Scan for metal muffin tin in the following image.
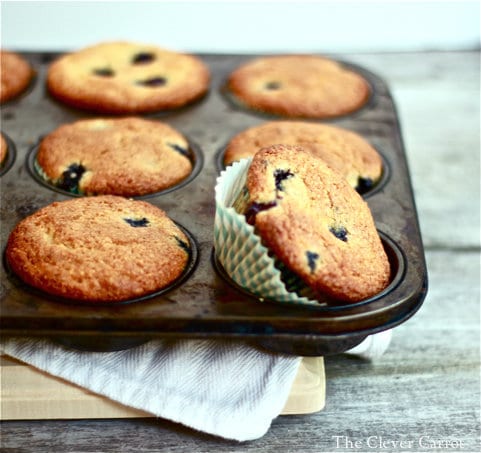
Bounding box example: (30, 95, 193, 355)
(0, 52, 428, 355)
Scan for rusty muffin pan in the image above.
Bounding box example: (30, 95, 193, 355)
(0, 52, 428, 356)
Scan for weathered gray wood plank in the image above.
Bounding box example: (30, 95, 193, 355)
(344, 51, 480, 250)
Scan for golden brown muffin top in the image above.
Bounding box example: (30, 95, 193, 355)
(6, 195, 192, 302)
(227, 55, 370, 119)
(47, 41, 210, 114)
(1, 50, 34, 104)
(224, 121, 382, 193)
(36, 117, 193, 197)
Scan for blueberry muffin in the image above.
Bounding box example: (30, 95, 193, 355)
(1, 50, 34, 104)
(47, 41, 210, 114)
(223, 121, 382, 193)
(227, 55, 370, 118)
(241, 144, 390, 302)
(6, 195, 192, 302)
(36, 117, 193, 197)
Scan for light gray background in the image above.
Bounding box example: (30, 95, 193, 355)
(1, 0, 479, 53)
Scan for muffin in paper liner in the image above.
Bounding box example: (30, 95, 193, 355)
(214, 158, 328, 307)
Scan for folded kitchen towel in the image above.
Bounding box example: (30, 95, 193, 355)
(1, 331, 391, 441)
(1, 337, 301, 441)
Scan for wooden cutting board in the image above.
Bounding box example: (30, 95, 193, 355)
(0, 355, 325, 420)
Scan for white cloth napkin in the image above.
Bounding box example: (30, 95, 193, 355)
(345, 329, 392, 360)
(1, 331, 392, 441)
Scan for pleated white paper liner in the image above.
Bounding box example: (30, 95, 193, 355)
(214, 158, 331, 307)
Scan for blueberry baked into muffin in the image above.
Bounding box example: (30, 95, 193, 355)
(47, 41, 210, 114)
(0, 50, 34, 104)
(229, 144, 390, 302)
(227, 55, 370, 119)
(223, 121, 382, 194)
(5, 196, 192, 302)
(35, 117, 193, 197)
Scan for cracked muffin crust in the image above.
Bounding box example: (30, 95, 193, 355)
(1, 50, 34, 104)
(244, 144, 390, 302)
(223, 120, 383, 193)
(227, 55, 370, 118)
(47, 41, 210, 114)
(6, 195, 192, 302)
(36, 117, 193, 197)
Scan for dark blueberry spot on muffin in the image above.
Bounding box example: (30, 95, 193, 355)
(306, 251, 320, 273)
(265, 81, 281, 90)
(356, 176, 374, 194)
(274, 169, 294, 192)
(136, 77, 167, 87)
(245, 201, 277, 225)
(329, 226, 348, 242)
(58, 163, 86, 193)
(93, 68, 115, 77)
(132, 52, 156, 64)
(124, 217, 150, 227)
(168, 143, 189, 157)
(175, 236, 191, 255)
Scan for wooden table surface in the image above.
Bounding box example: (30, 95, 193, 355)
(1, 50, 479, 453)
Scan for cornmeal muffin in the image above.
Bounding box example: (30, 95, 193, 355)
(6, 196, 192, 302)
(241, 144, 390, 302)
(227, 55, 370, 118)
(223, 121, 382, 193)
(47, 41, 210, 114)
(1, 50, 34, 104)
(35, 117, 193, 197)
